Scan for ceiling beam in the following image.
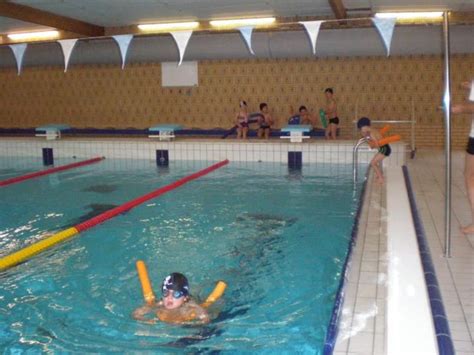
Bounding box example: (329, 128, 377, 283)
(328, 0, 347, 19)
(0, 1, 104, 37)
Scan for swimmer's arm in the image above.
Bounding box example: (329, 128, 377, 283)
(192, 305, 210, 324)
(461, 81, 472, 90)
(452, 103, 474, 114)
(187, 301, 210, 324)
(368, 130, 382, 147)
(132, 302, 161, 323)
(267, 113, 274, 125)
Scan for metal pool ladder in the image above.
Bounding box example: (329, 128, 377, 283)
(353, 137, 368, 182)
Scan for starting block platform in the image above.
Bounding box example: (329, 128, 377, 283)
(148, 124, 183, 141)
(280, 125, 312, 143)
(35, 124, 71, 140)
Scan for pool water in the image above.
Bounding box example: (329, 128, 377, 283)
(0, 158, 365, 353)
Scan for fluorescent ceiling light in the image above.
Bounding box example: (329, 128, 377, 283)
(138, 21, 199, 31)
(375, 12, 443, 19)
(210, 17, 276, 27)
(7, 30, 59, 41)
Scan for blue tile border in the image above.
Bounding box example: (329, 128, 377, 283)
(323, 169, 369, 354)
(402, 165, 455, 355)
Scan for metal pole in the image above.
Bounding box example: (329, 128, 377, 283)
(443, 11, 452, 258)
(411, 97, 416, 154)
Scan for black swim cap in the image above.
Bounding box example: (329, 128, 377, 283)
(162, 273, 189, 296)
(357, 117, 371, 129)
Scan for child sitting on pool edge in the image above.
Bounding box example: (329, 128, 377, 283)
(357, 117, 391, 184)
(132, 272, 210, 325)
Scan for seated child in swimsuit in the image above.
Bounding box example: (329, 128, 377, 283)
(236, 100, 249, 139)
(288, 105, 314, 125)
(258, 102, 273, 139)
(132, 272, 210, 325)
(357, 117, 391, 184)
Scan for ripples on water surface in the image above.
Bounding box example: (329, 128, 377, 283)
(0, 158, 365, 353)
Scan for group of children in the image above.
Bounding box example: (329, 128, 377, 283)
(235, 88, 392, 184)
(235, 88, 340, 140)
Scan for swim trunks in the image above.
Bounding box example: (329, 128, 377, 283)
(378, 144, 391, 157)
(467, 137, 474, 155)
(329, 117, 339, 125)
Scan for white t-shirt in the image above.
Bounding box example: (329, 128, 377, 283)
(470, 81, 474, 138)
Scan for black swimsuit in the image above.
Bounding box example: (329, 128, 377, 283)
(467, 137, 474, 155)
(329, 117, 339, 125)
(378, 144, 392, 157)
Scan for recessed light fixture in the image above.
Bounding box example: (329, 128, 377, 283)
(7, 30, 60, 41)
(138, 21, 199, 31)
(374, 12, 443, 20)
(209, 17, 276, 27)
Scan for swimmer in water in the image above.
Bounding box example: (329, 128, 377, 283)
(132, 272, 210, 325)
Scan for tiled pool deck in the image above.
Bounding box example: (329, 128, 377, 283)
(335, 149, 473, 355)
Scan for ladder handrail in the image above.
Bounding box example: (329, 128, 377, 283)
(353, 137, 369, 182)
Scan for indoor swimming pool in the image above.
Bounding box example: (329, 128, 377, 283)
(0, 158, 367, 353)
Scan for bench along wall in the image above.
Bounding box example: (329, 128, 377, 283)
(0, 53, 473, 148)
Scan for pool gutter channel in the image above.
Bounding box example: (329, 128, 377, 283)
(402, 166, 455, 355)
(323, 167, 370, 354)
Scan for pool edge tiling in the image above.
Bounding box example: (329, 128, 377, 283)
(0, 137, 407, 166)
(323, 167, 370, 354)
(333, 169, 388, 355)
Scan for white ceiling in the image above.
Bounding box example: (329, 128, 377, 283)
(1, 0, 473, 34)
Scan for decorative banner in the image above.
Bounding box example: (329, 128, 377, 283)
(170, 30, 193, 66)
(371, 17, 397, 56)
(58, 39, 78, 72)
(9, 43, 27, 75)
(112, 34, 134, 69)
(238, 26, 255, 55)
(299, 21, 324, 55)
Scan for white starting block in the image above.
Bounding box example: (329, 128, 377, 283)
(280, 125, 312, 143)
(148, 124, 183, 141)
(35, 124, 71, 140)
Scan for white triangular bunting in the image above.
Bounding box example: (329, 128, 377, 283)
(238, 26, 255, 55)
(58, 39, 78, 72)
(112, 34, 134, 69)
(170, 30, 193, 66)
(299, 21, 324, 55)
(9, 43, 27, 75)
(371, 17, 397, 57)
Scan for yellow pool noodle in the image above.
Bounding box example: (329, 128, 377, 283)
(201, 280, 227, 308)
(136, 260, 156, 304)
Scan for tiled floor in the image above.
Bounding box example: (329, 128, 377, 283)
(407, 150, 474, 355)
(333, 163, 387, 355)
(334, 149, 474, 355)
